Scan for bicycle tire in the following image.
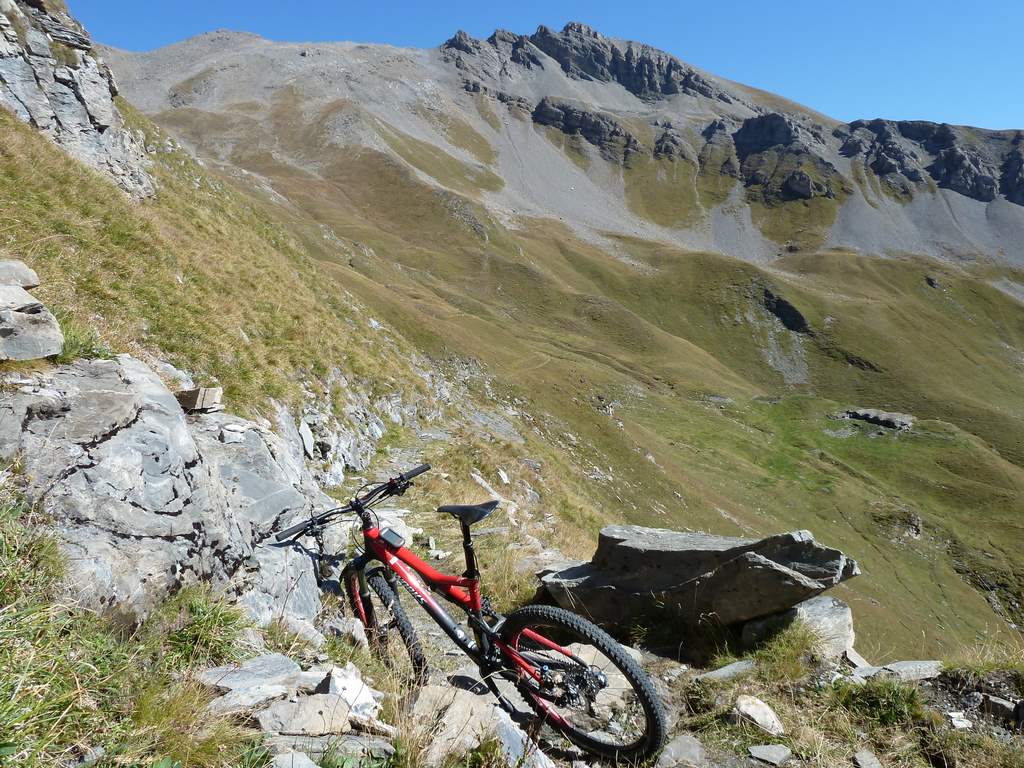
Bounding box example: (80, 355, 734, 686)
(499, 604, 667, 763)
(346, 568, 428, 682)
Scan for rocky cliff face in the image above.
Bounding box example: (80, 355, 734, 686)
(0, 0, 152, 197)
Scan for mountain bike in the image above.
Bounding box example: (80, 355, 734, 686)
(275, 464, 667, 763)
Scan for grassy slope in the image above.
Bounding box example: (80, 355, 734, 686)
(0, 105, 426, 412)
(4, 79, 1024, 658)
(146, 87, 1024, 656)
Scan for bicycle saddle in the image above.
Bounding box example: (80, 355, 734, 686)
(438, 500, 500, 526)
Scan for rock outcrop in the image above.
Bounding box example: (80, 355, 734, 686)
(529, 22, 732, 103)
(541, 526, 858, 652)
(531, 96, 640, 162)
(0, 260, 63, 360)
(0, 0, 153, 197)
(0, 354, 340, 625)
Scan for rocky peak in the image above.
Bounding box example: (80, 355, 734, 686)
(0, 0, 153, 197)
(451, 21, 732, 103)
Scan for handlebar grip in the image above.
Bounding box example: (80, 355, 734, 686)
(400, 463, 431, 482)
(275, 518, 311, 542)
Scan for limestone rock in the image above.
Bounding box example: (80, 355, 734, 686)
(1, 354, 336, 624)
(0, 1, 153, 196)
(853, 750, 883, 768)
(313, 663, 382, 718)
(206, 683, 290, 716)
(325, 617, 369, 649)
(840, 408, 914, 431)
(695, 659, 756, 683)
(198, 653, 301, 693)
(410, 684, 554, 768)
(749, 744, 791, 766)
(0, 284, 63, 361)
(881, 660, 942, 681)
(730, 695, 785, 736)
(742, 596, 855, 659)
(0, 259, 40, 288)
(258, 694, 352, 736)
(269, 753, 319, 768)
(532, 97, 640, 163)
(528, 23, 730, 102)
(542, 526, 858, 635)
(654, 732, 706, 768)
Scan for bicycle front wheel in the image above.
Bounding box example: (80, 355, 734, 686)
(345, 567, 428, 683)
(499, 605, 666, 763)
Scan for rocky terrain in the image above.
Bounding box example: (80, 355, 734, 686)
(1, 3, 1023, 766)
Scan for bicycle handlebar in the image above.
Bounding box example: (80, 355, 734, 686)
(273, 463, 431, 542)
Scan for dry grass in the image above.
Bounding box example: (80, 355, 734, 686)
(0, 484, 264, 767)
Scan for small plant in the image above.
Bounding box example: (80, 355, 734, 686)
(54, 311, 112, 364)
(48, 40, 78, 68)
(142, 585, 249, 670)
(263, 617, 313, 658)
(829, 677, 925, 727)
(753, 621, 821, 684)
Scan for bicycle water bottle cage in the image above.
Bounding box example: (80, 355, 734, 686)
(380, 528, 406, 548)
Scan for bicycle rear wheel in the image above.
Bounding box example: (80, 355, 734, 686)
(499, 605, 666, 763)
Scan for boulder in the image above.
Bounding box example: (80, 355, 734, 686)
(198, 653, 302, 693)
(0, 259, 40, 288)
(541, 526, 858, 638)
(783, 170, 815, 199)
(853, 750, 883, 768)
(270, 754, 319, 768)
(749, 744, 791, 766)
(0, 284, 63, 361)
(741, 596, 855, 659)
(325, 617, 369, 649)
(410, 684, 554, 768)
(730, 695, 785, 736)
(257, 694, 352, 736)
(695, 659, 756, 683)
(840, 408, 914, 431)
(206, 684, 290, 716)
(654, 732, 706, 768)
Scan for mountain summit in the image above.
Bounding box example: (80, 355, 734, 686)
(105, 21, 1024, 262)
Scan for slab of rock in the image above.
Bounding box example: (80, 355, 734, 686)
(258, 694, 352, 736)
(1, 355, 335, 625)
(542, 526, 858, 632)
(843, 648, 872, 669)
(981, 694, 1017, 722)
(411, 684, 554, 768)
(264, 734, 394, 761)
(882, 660, 942, 681)
(695, 659, 756, 683)
(325, 617, 369, 649)
(206, 683, 290, 716)
(0, 1, 154, 196)
(314, 663, 382, 718)
(198, 653, 301, 693)
(749, 744, 791, 766)
(840, 408, 914, 431)
(742, 596, 855, 658)
(853, 749, 883, 768)
(270, 752, 319, 768)
(654, 732, 706, 768)
(0, 284, 64, 361)
(730, 695, 785, 736)
(0, 259, 40, 288)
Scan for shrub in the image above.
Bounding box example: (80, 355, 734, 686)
(829, 677, 925, 727)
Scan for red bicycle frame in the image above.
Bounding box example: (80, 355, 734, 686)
(344, 523, 576, 726)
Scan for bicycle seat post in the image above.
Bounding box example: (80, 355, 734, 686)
(460, 520, 479, 580)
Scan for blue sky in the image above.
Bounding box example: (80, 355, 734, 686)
(69, 0, 1023, 129)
